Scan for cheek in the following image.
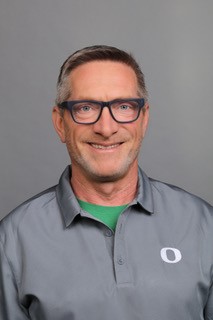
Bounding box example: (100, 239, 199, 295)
(63, 123, 76, 151)
(64, 125, 86, 152)
(132, 126, 145, 150)
(132, 122, 144, 142)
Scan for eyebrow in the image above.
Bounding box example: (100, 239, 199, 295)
(66, 96, 141, 101)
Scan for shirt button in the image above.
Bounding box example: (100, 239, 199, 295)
(105, 230, 113, 237)
(117, 257, 125, 265)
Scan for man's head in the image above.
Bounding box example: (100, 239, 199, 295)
(52, 45, 149, 184)
(55, 45, 148, 106)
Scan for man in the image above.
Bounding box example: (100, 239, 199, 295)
(0, 45, 212, 320)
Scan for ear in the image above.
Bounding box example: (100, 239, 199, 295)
(141, 103, 149, 138)
(52, 106, 66, 143)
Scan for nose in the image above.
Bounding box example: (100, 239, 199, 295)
(92, 106, 119, 137)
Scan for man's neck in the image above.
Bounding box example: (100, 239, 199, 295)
(70, 166, 138, 206)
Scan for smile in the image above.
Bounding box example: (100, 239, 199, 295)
(90, 143, 121, 150)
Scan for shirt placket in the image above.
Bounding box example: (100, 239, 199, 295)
(113, 210, 133, 285)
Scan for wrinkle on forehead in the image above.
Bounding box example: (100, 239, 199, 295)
(68, 61, 139, 101)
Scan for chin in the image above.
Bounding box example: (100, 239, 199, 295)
(87, 165, 131, 183)
(72, 154, 136, 183)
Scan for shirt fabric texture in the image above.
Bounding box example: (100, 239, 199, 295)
(0, 165, 213, 320)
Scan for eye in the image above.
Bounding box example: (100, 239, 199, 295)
(112, 101, 138, 116)
(119, 104, 130, 110)
(81, 105, 92, 112)
(73, 103, 94, 114)
(117, 103, 135, 112)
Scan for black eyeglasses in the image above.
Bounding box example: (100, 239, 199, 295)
(59, 98, 145, 124)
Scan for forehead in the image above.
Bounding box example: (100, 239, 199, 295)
(68, 61, 139, 99)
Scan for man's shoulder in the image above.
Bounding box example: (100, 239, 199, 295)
(148, 175, 212, 212)
(0, 185, 58, 240)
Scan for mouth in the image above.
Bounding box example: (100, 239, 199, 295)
(89, 143, 123, 150)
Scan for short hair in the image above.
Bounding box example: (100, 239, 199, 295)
(55, 45, 148, 106)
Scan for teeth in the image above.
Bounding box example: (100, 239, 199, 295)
(91, 144, 119, 150)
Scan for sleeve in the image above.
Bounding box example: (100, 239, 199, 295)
(0, 239, 29, 320)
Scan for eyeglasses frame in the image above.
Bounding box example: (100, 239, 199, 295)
(59, 98, 145, 124)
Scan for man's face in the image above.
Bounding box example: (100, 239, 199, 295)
(53, 61, 149, 183)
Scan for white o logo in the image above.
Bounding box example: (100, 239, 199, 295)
(160, 247, 182, 264)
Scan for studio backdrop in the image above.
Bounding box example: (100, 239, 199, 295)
(0, 0, 212, 219)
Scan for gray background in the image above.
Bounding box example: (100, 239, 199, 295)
(0, 0, 212, 220)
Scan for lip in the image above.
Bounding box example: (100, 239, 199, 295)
(88, 142, 123, 151)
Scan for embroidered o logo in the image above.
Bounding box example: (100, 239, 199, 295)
(160, 247, 182, 264)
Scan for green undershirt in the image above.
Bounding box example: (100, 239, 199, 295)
(78, 199, 128, 231)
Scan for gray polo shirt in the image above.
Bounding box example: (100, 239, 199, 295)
(0, 166, 213, 320)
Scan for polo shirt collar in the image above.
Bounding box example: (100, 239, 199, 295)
(56, 166, 81, 227)
(56, 165, 155, 227)
(136, 167, 154, 214)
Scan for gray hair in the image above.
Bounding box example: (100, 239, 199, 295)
(55, 45, 148, 105)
